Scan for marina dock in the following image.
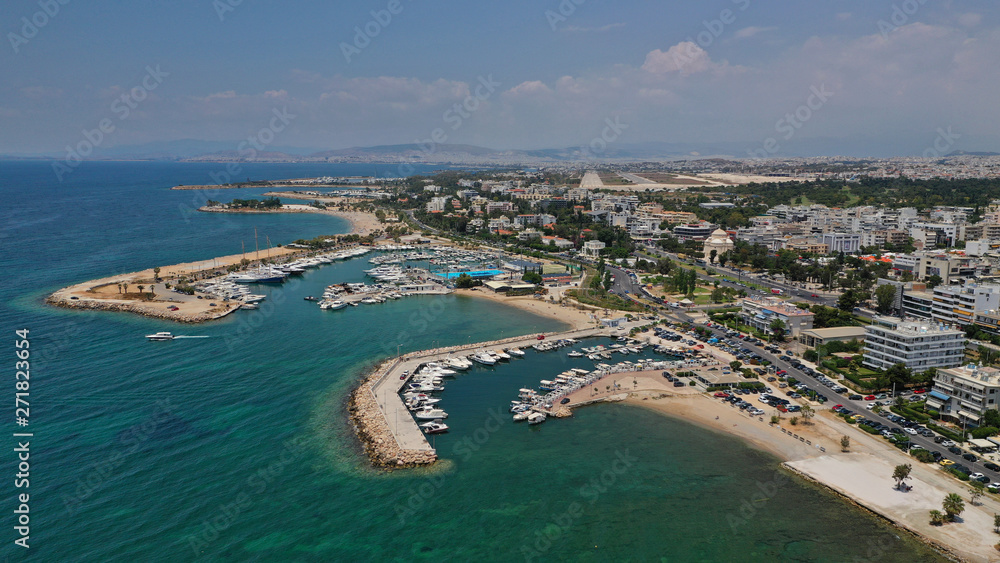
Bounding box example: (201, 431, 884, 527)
(351, 326, 608, 468)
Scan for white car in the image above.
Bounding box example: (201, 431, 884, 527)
(903, 428, 917, 435)
(867, 403, 877, 410)
(971, 472, 985, 480)
(941, 440, 956, 447)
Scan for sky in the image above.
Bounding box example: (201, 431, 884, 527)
(2, 0, 999, 157)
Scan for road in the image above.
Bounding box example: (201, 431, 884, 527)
(692, 321, 999, 484)
(637, 244, 838, 307)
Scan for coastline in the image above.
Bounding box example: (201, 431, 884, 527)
(586, 389, 999, 562)
(198, 204, 383, 236)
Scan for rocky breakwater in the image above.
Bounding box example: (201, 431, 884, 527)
(45, 293, 238, 323)
(348, 361, 437, 470)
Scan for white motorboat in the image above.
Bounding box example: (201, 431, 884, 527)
(414, 408, 448, 420)
(568, 351, 584, 358)
(146, 332, 174, 341)
(420, 422, 449, 434)
(527, 412, 547, 425)
(492, 349, 511, 360)
(513, 411, 531, 422)
(445, 356, 473, 370)
(507, 348, 525, 357)
(470, 352, 496, 365)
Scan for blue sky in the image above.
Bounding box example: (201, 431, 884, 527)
(2, 0, 999, 156)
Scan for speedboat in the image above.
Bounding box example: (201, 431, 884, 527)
(568, 351, 584, 358)
(527, 412, 547, 425)
(507, 348, 525, 357)
(420, 422, 449, 434)
(445, 356, 473, 370)
(492, 349, 511, 361)
(146, 332, 174, 341)
(414, 408, 448, 420)
(513, 411, 531, 422)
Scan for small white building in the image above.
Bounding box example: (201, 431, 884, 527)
(702, 229, 734, 262)
(583, 240, 606, 258)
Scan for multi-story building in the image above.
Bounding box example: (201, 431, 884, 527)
(425, 197, 450, 213)
(925, 364, 1000, 426)
(973, 310, 1000, 335)
(901, 290, 934, 319)
(739, 296, 814, 338)
(862, 316, 966, 372)
(931, 283, 1000, 326)
(821, 232, 862, 254)
(485, 201, 515, 214)
(672, 222, 717, 242)
(583, 240, 606, 258)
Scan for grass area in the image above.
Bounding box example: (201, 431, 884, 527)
(566, 288, 646, 312)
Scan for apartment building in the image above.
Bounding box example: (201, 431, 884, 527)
(862, 316, 966, 372)
(739, 296, 814, 338)
(931, 283, 1000, 326)
(925, 365, 1000, 426)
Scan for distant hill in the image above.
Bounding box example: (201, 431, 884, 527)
(946, 150, 1000, 157)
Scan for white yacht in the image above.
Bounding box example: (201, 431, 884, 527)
(507, 348, 525, 357)
(414, 408, 448, 420)
(146, 332, 174, 341)
(470, 352, 496, 365)
(527, 412, 547, 425)
(444, 356, 473, 370)
(492, 349, 511, 361)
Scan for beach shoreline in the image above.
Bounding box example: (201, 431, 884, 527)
(571, 384, 998, 562)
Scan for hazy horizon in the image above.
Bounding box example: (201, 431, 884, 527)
(3, 1, 1000, 158)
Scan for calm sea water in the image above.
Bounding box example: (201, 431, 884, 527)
(0, 161, 944, 562)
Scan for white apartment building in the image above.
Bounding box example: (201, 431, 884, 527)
(925, 365, 1000, 426)
(862, 316, 966, 372)
(931, 283, 1000, 326)
(821, 232, 862, 254)
(583, 240, 606, 258)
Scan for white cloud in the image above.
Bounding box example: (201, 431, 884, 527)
(641, 42, 723, 75)
(958, 13, 982, 27)
(733, 26, 777, 40)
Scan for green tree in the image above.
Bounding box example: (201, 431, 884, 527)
(970, 481, 986, 506)
(522, 271, 543, 284)
(874, 284, 897, 314)
(603, 271, 613, 292)
(709, 249, 718, 264)
(841, 435, 850, 452)
(984, 409, 1000, 428)
(929, 510, 946, 526)
(892, 463, 912, 490)
(455, 273, 475, 288)
(885, 363, 913, 389)
(153, 266, 161, 281)
(943, 493, 965, 521)
(994, 513, 1000, 533)
(717, 252, 728, 268)
(800, 405, 815, 424)
(926, 274, 943, 289)
(769, 318, 787, 342)
(730, 360, 743, 372)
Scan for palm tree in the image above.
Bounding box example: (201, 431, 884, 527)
(892, 463, 912, 490)
(137, 285, 144, 295)
(929, 510, 946, 526)
(943, 493, 965, 521)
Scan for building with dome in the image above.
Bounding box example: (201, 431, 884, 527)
(703, 228, 734, 262)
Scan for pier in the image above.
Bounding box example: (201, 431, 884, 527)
(351, 326, 608, 469)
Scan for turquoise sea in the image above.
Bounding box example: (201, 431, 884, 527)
(0, 161, 945, 562)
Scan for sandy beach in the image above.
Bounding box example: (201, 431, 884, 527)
(454, 288, 604, 331)
(200, 203, 384, 236)
(561, 358, 1000, 562)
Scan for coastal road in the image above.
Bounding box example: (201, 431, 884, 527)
(639, 245, 838, 307)
(693, 323, 1000, 483)
(405, 210, 441, 235)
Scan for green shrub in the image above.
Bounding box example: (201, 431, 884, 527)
(927, 423, 965, 443)
(911, 449, 936, 463)
(970, 426, 999, 439)
(948, 468, 971, 481)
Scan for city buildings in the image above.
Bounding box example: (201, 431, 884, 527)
(925, 364, 1000, 426)
(739, 296, 815, 338)
(862, 316, 966, 372)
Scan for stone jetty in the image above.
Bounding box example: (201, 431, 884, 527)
(349, 327, 606, 470)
